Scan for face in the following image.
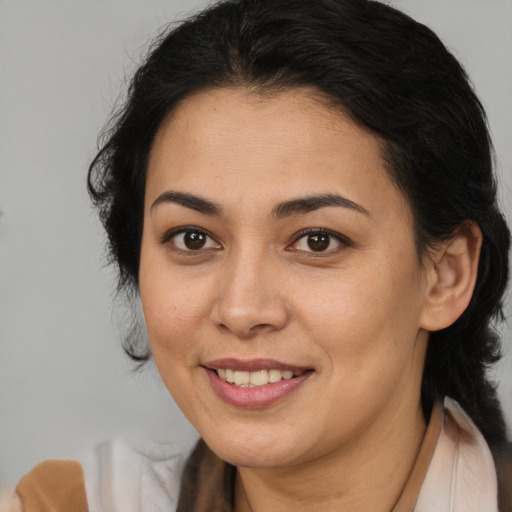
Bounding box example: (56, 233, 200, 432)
(139, 88, 431, 469)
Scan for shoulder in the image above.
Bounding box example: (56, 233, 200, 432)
(14, 438, 194, 512)
(442, 398, 512, 512)
(81, 437, 191, 512)
(15, 459, 87, 512)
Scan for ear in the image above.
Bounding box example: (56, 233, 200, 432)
(420, 222, 482, 331)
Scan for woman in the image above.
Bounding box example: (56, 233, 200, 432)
(13, 0, 511, 510)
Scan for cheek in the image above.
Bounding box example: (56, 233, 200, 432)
(293, 257, 425, 369)
(141, 278, 208, 347)
(294, 267, 388, 335)
(138, 250, 213, 362)
(139, 269, 208, 409)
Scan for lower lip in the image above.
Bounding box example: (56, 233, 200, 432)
(204, 368, 313, 408)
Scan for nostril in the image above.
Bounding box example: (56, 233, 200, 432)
(210, 296, 290, 338)
(215, 321, 276, 338)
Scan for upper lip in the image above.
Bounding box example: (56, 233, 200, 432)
(203, 358, 311, 373)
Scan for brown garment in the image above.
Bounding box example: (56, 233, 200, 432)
(15, 460, 88, 512)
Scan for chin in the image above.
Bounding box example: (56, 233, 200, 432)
(202, 427, 307, 469)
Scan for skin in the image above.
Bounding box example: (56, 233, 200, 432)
(139, 87, 448, 511)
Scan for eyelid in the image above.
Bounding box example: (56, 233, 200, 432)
(159, 225, 221, 251)
(159, 225, 350, 255)
(288, 228, 352, 254)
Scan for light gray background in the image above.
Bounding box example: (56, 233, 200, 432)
(1, 0, 511, 490)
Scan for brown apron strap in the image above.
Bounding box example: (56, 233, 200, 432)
(391, 402, 443, 512)
(177, 440, 234, 512)
(16, 460, 88, 512)
(496, 442, 512, 512)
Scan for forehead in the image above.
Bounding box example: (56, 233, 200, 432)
(146, 87, 406, 219)
(153, 87, 376, 162)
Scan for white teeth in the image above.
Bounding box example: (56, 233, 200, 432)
(249, 370, 268, 386)
(216, 368, 303, 387)
(234, 371, 250, 386)
(268, 369, 282, 383)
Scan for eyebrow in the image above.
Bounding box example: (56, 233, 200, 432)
(151, 191, 222, 215)
(271, 194, 370, 219)
(151, 191, 369, 218)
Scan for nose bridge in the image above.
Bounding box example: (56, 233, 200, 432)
(212, 243, 288, 337)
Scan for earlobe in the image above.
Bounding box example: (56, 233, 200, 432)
(420, 222, 482, 332)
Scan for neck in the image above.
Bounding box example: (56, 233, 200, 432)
(234, 401, 427, 512)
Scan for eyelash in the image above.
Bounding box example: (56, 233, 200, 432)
(289, 228, 352, 256)
(160, 226, 220, 253)
(160, 226, 351, 256)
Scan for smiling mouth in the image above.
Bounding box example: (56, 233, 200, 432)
(215, 368, 306, 387)
(204, 361, 313, 407)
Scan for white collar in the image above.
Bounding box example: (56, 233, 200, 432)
(415, 397, 498, 512)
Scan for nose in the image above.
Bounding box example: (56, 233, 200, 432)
(210, 251, 290, 338)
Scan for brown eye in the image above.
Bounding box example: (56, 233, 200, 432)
(169, 229, 220, 252)
(292, 230, 345, 254)
(307, 233, 330, 252)
(184, 231, 206, 250)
